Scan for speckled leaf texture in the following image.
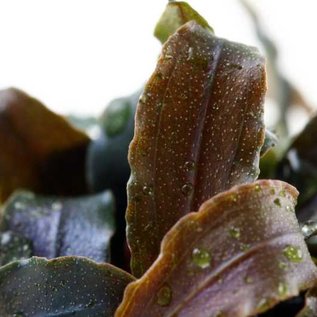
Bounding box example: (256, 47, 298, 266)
(127, 21, 266, 276)
(1, 190, 115, 263)
(0, 256, 135, 317)
(117, 180, 317, 317)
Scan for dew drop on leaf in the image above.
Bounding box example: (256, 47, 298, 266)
(184, 160, 195, 171)
(192, 248, 211, 269)
(228, 227, 240, 239)
(156, 285, 172, 306)
(143, 186, 153, 196)
(181, 183, 193, 196)
(283, 245, 303, 263)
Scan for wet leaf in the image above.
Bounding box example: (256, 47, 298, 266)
(0, 88, 90, 202)
(0, 256, 135, 317)
(277, 115, 317, 206)
(0, 231, 32, 266)
(154, 1, 214, 44)
(127, 21, 266, 276)
(116, 180, 317, 317)
(296, 288, 317, 317)
(1, 190, 114, 262)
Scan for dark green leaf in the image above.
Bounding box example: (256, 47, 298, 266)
(0, 231, 32, 266)
(117, 180, 317, 317)
(1, 190, 114, 262)
(0, 88, 90, 202)
(0, 256, 135, 317)
(154, 1, 214, 44)
(127, 21, 266, 276)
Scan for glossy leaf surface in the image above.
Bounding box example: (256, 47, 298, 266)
(127, 21, 266, 276)
(0, 256, 135, 317)
(1, 190, 114, 262)
(277, 115, 317, 206)
(0, 88, 90, 202)
(117, 180, 317, 317)
(0, 231, 32, 266)
(154, 1, 213, 44)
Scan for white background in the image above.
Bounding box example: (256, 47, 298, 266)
(0, 0, 316, 131)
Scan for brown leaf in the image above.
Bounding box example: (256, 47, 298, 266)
(0, 88, 90, 201)
(127, 21, 266, 276)
(117, 180, 317, 317)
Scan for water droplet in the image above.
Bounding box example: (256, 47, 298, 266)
(279, 190, 286, 197)
(156, 285, 172, 306)
(283, 245, 303, 263)
(274, 198, 281, 207)
(255, 184, 261, 192)
(231, 195, 238, 202)
(184, 160, 195, 171)
(278, 282, 288, 296)
(192, 248, 211, 269)
(244, 276, 253, 284)
(181, 183, 193, 196)
(229, 227, 240, 239)
(142, 185, 153, 196)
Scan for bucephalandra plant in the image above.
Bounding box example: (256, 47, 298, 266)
(1, 2, 317, 316)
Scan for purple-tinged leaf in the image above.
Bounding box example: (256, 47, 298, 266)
(117, 180, 317, 317)
(0, 256, 134, 317)
(1, 190, 114, 263)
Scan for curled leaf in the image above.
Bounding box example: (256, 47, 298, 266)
(117, 180, 317, 317)
(1, 190, 114, 262)
(0, 256, 135, 317)
(127, 21, 266, 276)
(0, 88, 90, 202)
(154, 1, 213, 44)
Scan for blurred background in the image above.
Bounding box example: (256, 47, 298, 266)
(0, 0, 316, 135)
